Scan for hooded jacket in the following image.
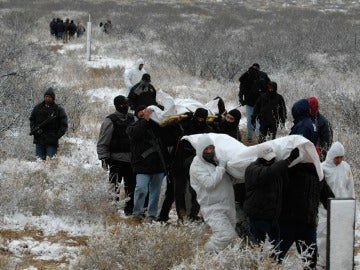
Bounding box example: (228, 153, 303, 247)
(321, 142, 354, 198)
(308, 97, 333, 161)
(290, 99, 317, 145)
(124, 58, 147, 90)
(189, 134, 236, 251)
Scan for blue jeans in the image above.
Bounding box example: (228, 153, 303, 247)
(133, 173, 164, 218)
(246, 105, 260, 141)
(35, 144, 57, 160)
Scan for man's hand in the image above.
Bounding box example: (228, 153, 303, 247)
(101, 158, 110, 171)
(143, 108, 153, 121)
(287, 148, 300, 163)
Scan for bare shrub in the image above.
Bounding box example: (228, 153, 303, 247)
(74, 222, 206, 270)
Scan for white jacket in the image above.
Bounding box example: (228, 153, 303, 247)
(317, 141, 354, 267)
(124, 58, 147, 91)
(321, 141, 354, 198)
(190, 134, 236, 252)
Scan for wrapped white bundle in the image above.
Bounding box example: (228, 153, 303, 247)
(182, 133, 323, 183)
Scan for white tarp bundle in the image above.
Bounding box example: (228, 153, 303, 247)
(182, 133, 323, 183)
(147, 90, 223, 124)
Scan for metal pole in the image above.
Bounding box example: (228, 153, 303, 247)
(86, 14, 92, 61)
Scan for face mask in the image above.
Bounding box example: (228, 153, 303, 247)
(203, 151, 215, 162)
(117, 105, 129, 114)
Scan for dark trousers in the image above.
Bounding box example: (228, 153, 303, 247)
(108, 160, 136, 215)
(249, 218, 280, 246)
(279, 222, 317, 269)
(258, 123, 277, 143)
(157, 174, 174, 221)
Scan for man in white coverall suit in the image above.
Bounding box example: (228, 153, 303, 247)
(124, 58, 147, 93)
(189, 134, 237, 252)
(317, 141, 355, 267)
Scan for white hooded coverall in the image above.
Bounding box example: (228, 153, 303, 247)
(189, 134, 237, 252)
(124, 58, 147, 92)
(317, 141, 355, 266)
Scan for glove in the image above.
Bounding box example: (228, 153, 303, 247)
(287, 148, 299, 163)
(157, 104, 165, 110)
(218, 160, 227, 168)
(280, 122, 285, 129)
(101, 158, 110, 171)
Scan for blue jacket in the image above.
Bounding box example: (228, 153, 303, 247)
(290, 99, 317, 145)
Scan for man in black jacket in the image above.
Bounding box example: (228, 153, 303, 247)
(29, 87, 68, 160)
(244, 145, 299, 245)
(127, 73, 164, 111)
(126, 106, 180, 221)
(97, 95, 136, 215)
(238, 63, 270, 142)
(251, 81, 287, 143)
(278, 163, 334, 269)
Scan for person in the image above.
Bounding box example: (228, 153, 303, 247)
(214, 108, 242, 141)
(97, 95, 136, 215)
(55, 19, 65, 41)
(307, 97, 333, 161)
(127, 73, 164, 111)
(104, 20, 112, 34)
(29, 87, 68, 160)
(76, 22, 86, 38)
(289, 99, 317, 146)
(238, 63, 270, 142)
(171, 108, 214, 222)
(124, 58, 147, 93)
(251, 81, 287, 143)
(126, 106, 180, 221)
(99, 22, 105, 34)
(63, 18, 70, 43)
(243, 145, 299, 245)
(68, 20, 77, 40)
(317, 141, 355, 267)
(189, 134, 237, 252)
(278, 162, 334, 269)
(50, 18, 56, 37)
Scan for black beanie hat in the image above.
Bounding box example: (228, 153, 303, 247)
(268, 81, 277, 92)
(142, 73, 151, 82)
(228, 109, 241, 124)
(44, 87, 55, 100)
(252, 63, 260, 70)
(134, 105, 147, 117)
(193, 108, 208, 119)
(114, 95, 127, 111)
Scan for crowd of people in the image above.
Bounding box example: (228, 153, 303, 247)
(29, 59, 355, 269)
(49, 18, 86, 42)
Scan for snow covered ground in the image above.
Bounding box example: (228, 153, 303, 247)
(0, 39, 359, 269)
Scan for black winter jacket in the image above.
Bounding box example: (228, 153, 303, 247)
(252, 91, 286, 126)
(29, 102, 68, 146)
(243, 159, 289, 220)
(238, 68, 270, 107)
(280, 163, 334, 226)
(127, 82, 159, 110)
(126, 119, 181, 174)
